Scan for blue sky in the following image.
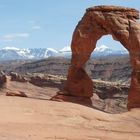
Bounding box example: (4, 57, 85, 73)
(0, 0, 140, 50)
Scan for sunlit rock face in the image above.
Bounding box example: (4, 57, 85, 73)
(63, 5, 140, 109)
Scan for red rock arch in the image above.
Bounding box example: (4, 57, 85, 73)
(63, 6, 140, 109)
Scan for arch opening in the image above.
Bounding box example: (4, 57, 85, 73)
(85, 35, 132, 112)
(89, 35, 131, 83)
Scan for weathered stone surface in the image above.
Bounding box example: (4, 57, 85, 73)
(51, 94, 92, 107)
(10, 72, 27, 82)
(29, 74, 64, 88)
(62, 5, 140, 109)
(0, 71, 7, 86)
(64, 66, 93, 97)
(6, 91, 27, 97)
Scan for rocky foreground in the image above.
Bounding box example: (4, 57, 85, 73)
(0, 73, 139, 139)
(0, 72, 129, 113)
(0, 96, 139, 140)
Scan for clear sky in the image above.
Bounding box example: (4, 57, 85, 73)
(0, 0, 140, 50)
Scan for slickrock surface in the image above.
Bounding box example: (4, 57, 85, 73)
(1, 75, 129, 113)
(1, 76, 58, 100)
(0, 96, 139, 140)
(64, 5, 140, 109)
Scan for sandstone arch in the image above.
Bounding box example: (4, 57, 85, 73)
(63, 6, 140, 110)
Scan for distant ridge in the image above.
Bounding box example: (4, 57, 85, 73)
(0, 45, 128, 60)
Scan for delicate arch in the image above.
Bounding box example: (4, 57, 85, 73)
(64, 6, 140, 109)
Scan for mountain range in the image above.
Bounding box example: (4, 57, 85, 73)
(0, 45, 128, 60)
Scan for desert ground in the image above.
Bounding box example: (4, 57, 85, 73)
(0, 96, 139, 140)
(0, 75, 139, 140)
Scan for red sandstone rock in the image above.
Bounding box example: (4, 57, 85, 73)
(64, 66, 93, 97)
(10, 72, 27, 82)
(6, 91, 27, 97)
(0, 71, 7, 86)
(51, 94, 92, 107)
(62, 5, 140, 109)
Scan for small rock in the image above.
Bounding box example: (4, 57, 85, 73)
(6, 91, 27, 97)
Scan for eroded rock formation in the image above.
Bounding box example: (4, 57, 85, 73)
(63, 5, 140, 109)
(10, 72, 27, 82)
(0, 71, 7, 86)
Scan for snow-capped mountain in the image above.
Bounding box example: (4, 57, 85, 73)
(59, 46, 71, 52)
(0, 45, 128, 60)
(0, 47, 58, 60)
(28, 48, 58, 58)
(94, 45, 112, 53)
(0, 47, 33, 60)
(92, 45, 128, 57)
(58, 45, 128, 58)
(58, 46, 71, 58)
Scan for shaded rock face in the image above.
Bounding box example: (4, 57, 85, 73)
(64, 5, 140, 109)
(10, 72, 27, 82)
(0, 71, 7, 86)
(6, 91, 27, 97)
